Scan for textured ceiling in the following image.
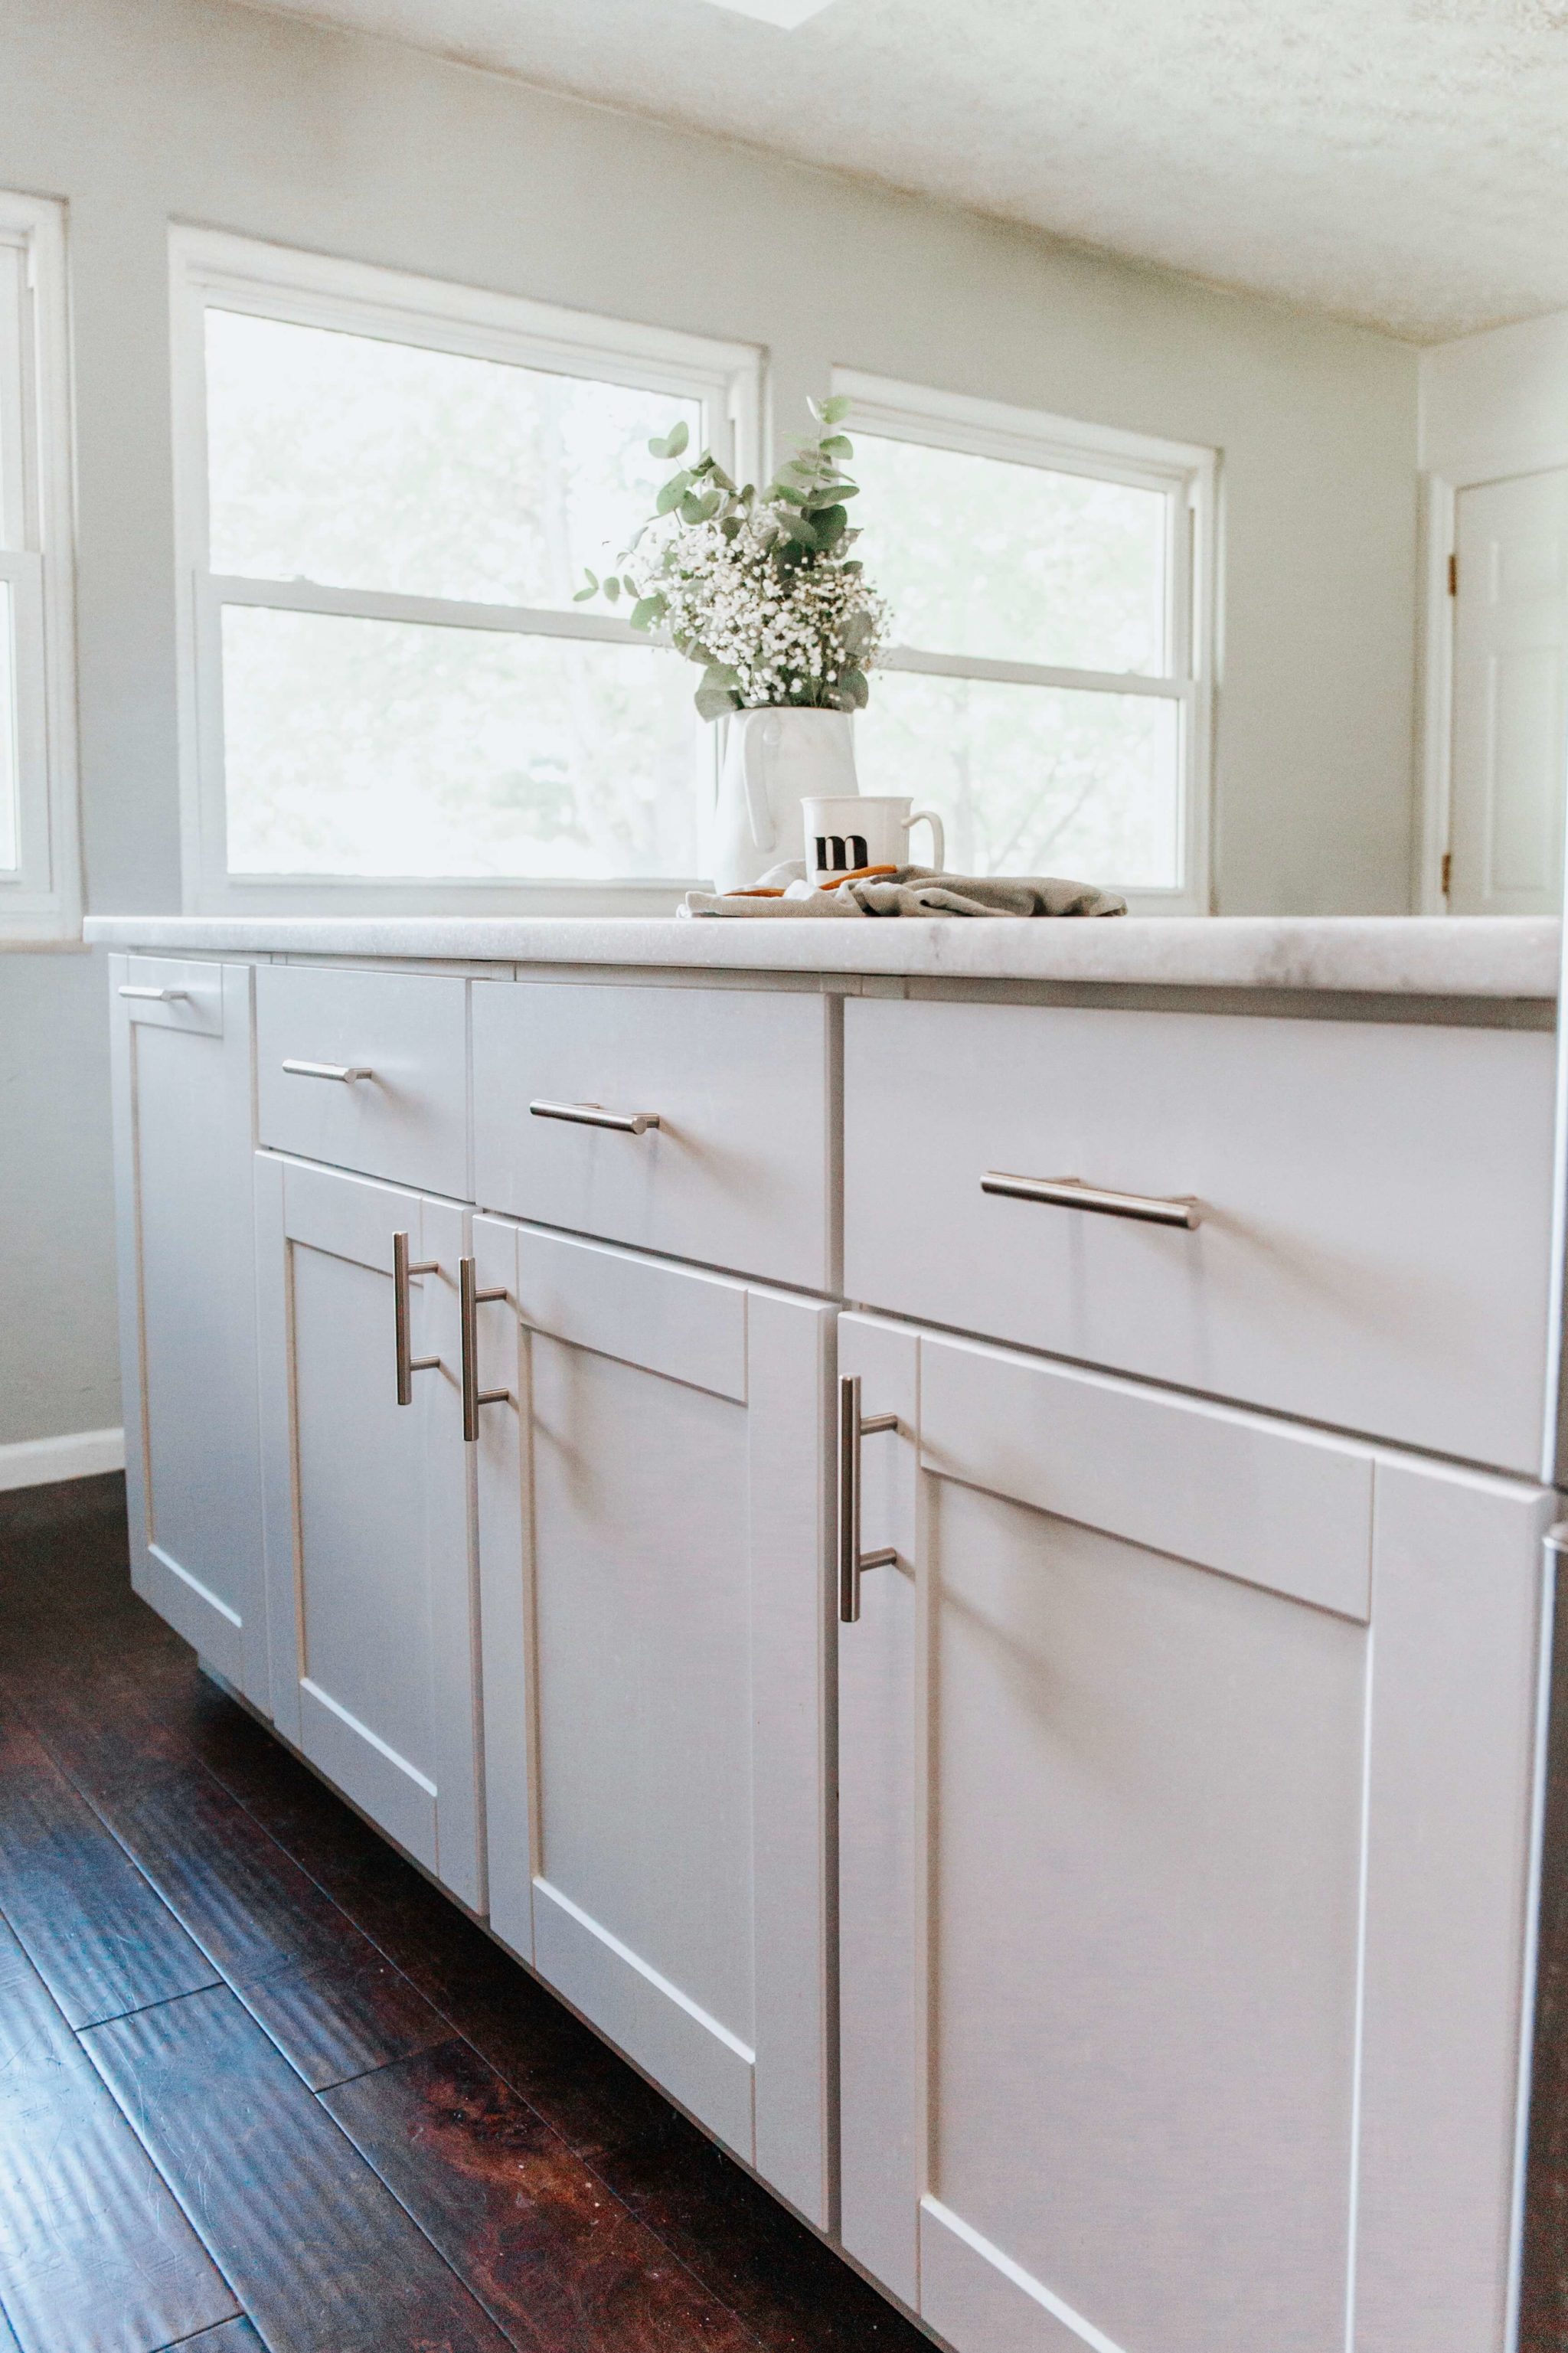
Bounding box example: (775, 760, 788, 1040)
(245, 0, 1568, 340)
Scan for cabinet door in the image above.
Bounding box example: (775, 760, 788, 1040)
(109, 955, 268, 1708)
(473, 1218, 835, 2225)
(838, 1313, 1549, 2353)
(256, 1153, 482, 1910)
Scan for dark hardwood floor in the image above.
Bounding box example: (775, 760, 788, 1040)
(0, 1474, 931, 2353)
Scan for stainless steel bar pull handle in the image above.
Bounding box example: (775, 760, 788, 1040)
(118, 985, 188, 1002)
(838, 1374, 899, 1626)
(459, 1257, 510, 1443)
(283, 1058, 375, 1084)
(981, 1172, 1200, 1230)
(529, 1099, 659, 1136)
(392, 1230, 440, 1407)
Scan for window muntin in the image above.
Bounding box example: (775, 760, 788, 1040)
(0, 198, 77, 940)
(176, 235, 758, 907)
(837, 372, 1214, 910)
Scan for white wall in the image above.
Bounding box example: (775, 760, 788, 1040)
(0, 0, 1420, 1450)
(1421, 309, 1568, 481)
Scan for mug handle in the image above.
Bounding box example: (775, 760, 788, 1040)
(742, 715, 776, 851)
(903, 808, 946, 871)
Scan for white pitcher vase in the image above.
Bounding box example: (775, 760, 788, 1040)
(709, 708, 859, 892)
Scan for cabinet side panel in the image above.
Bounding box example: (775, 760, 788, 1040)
(109, 959, 266, 1704)
(1521, 1551, 1568, 2349)
(837, 1312, 922, 2308)
(748, 1286, 835, 2228)
(1356, 1458, 1550, 2353)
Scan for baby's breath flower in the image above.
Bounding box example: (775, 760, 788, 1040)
(589, 399, 891, 719)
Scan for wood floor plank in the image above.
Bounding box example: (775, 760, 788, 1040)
(322, 2037, 762, 2351)
(4, 1484, 927, 2353)
(0, 1921, 240, 2353)
(82, 1985, 511, 2353)
(594, 2112, 934, 2351)
(67, 1758, 451, 2088)
(0, 1727, 219, 2028)
(1, 1654, 194, 1807)
(235, 1949, 450, 2092)
(85, 1763, 390, 1993)
(178, 1712, 681, 2165)
(158, 2321, 266, 2350)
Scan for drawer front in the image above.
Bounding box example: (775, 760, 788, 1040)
(843, 998, 1556, 1472)
(256, 965, 469, 1198)
(472, 981, 833, 1289)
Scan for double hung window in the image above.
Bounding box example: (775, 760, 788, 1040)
(171, 233, 760, 911)
(840, 371, 1215, 910)
(0, 193, 77, 942)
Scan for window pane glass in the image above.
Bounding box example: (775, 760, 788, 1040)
(856, 672, 1181, 889)
(0, 580, 16, 870)
(850, 431, 1169, 675)
(206, 310, 700, 610)
(220, 606, 704, 879)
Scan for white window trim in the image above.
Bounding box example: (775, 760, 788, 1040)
(169, 229, 763, 915)
(0, 192, 80, 945)
(832, 368, 1217, 914)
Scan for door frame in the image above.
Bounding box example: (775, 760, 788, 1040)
(1417, 447, 1568, 915)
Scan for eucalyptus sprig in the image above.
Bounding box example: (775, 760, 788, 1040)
(576, 396, 889, 718)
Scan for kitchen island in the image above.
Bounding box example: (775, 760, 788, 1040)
(87, 909, 1568, 2353)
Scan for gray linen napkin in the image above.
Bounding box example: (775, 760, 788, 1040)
(680, 864, 1127, 920)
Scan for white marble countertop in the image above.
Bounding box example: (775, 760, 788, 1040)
(81, 913, 1563, 998)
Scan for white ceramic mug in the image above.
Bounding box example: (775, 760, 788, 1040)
(803, 795, 946, 888)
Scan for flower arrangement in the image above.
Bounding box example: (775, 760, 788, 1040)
(577, 395, 890, 720)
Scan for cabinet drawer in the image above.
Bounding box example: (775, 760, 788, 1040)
(256, 965, 469, 1198)
(843, 998, 1557, 1472)
(472, 981, 833, 1289)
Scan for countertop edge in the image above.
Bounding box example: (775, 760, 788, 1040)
(80, 913, 1564, 1001)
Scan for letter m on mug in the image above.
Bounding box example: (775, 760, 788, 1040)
(816, 833, 869, 874)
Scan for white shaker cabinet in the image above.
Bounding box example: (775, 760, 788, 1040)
(253, 1152, 485, 1911)
(471, 1216, 838, 2227)
(97, 926, 1563, 2353)
(838, 1312, 1550, 2353)
(108, 955, 270, 1708)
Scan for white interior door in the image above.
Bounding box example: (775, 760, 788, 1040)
(838, 1312, 1548, 2353)
(255, 1152, 482, 1910)
(473, 1217, 836, 2226)
(109, 956, 269, 1707)
(1449, 467, 1568, 914)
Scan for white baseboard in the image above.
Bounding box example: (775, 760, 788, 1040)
(0, 1425, 126, 1493)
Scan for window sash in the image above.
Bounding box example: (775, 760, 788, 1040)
(0, 548, 46, 877)
(0, 195, 77, 941)
(835, 369, 1215, 913)
(172, 230, 761, 912)
(194, 575, 718, 891)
